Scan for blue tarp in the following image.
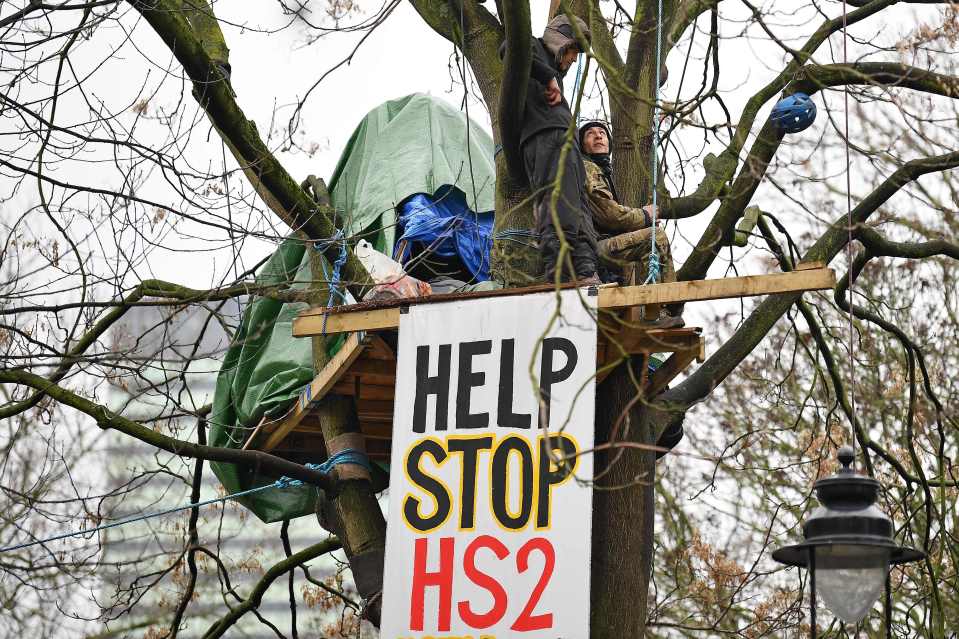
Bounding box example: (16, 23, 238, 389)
(394, 185, 494, 282)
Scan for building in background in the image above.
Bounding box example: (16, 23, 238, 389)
(101, 302, 360, 638)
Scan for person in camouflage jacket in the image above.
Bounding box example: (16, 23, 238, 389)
(579, 120, 683, 327)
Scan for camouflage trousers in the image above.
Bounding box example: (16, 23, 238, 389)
(597, 226, 676, 285)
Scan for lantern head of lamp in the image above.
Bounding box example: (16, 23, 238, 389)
(772, 446, 924, 626)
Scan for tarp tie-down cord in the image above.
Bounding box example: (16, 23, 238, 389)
(645, 0, 665, 285)
(313, 229, 349, 335)
(0, 450, 371, 555)
(493, 228, 537, 247)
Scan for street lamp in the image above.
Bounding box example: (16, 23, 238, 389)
(772, 446, 924, 636)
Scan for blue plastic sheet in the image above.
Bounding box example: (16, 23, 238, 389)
(394, 185, 494, 281)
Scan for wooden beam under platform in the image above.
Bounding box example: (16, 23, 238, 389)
(292, 266, 836, 337)
(243, 332, 390, 454)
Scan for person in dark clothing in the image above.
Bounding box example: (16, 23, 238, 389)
(502, 15, 599, 283)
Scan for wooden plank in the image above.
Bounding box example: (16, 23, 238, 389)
(292, 419, 325, 433)
(647, 347, 699, 397)
(338, 372, 396, 387)
(356, 399, 395, 423)
(294, 307, 402, 338)
(292, 269, 835, 337)
(296, 281, 595, 319)
(601, 327, 702, 356)
(350, 359, 397, 377)
(265, 431, 328, 457)
(294, 281, 615, 336)
(598, 268, 835, 310)
(365, 335, 396, 360)
(258, 332, 368, 452)
(358, 421, 393, 439)
(331, 380, 395, 400)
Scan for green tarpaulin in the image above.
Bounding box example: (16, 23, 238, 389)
(329, 93, 495, 251)
(208, 94, 496, 523)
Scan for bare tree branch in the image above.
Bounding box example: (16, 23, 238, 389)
(0, 370, 336, 490)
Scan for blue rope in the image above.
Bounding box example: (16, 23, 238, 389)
(0, 450, 369, 555)
(313, 229, 348, 335)
(571, 52, 584, 109)
(274, 450, 371, 489)
(319, 449, 371, 473)
(646, 0, 664, 285)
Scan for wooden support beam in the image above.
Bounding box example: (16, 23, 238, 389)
(296, 307, 402, 337)
(647, 345, 701, 397)
(258, 332, 368, 452)
(292, 268, 835, 337)
(602, 327, 701, 356)
(599, 335, 706, 395)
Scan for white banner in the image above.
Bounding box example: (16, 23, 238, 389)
(381, 290, 597, 639)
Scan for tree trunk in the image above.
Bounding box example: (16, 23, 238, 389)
(610, 79, 658, 208)
(586, 47, 662, 636)
(307, 189, 388, 627)
(491, 160, 541, 286)
(589, 358, 657, 638)
(314, 396, 388, 625)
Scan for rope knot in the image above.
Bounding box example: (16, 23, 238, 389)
(313, 229, 349, 334)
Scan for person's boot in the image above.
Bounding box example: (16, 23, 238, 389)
(574, 257, 601, 286)
(643, 308, 685, 329)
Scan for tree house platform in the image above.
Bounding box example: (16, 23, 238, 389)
(243, 266, 835, 458)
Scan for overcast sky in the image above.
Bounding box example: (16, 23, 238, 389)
(3, 0, 943, 300)
(150, 0, 939, 284)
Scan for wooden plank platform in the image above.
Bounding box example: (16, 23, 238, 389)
(249, 266, 834, 456)
(292, 267, 835, 337)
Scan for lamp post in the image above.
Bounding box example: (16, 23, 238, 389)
(771, 446, 924, 637)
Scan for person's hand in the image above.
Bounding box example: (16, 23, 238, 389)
(544, 78, 562, 106)
(642, 204, 659, 226)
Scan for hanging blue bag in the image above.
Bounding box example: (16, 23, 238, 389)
(770, 92, 817, 133)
